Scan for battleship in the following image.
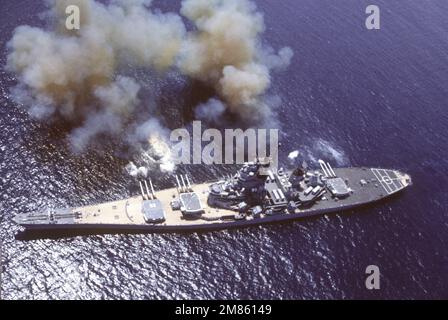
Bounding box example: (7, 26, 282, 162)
(13, 158, 412, 233)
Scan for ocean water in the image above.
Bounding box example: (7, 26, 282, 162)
(1, 0, 447, 299)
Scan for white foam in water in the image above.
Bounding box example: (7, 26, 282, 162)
(288, 150, 300, 160)
(314, 139, 349, 166)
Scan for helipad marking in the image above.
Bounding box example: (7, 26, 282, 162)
(371, 169, 388, 193)
(394, 178, 403, 189)
(372, 169, 393, 194)
(385, 170, 399, 193)
(385, 170, 404, 190)
(381, 169, 403, 193)
(372, 169, 404, 195)
(379, 169, 396, 193)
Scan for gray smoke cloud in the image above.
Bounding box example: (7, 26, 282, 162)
(195, 98, 226, 123)
(69, 76, 140, 151)
(6, 0, 293, 171)
(6, 0, 185, 154)
(179, 0, 293, 121)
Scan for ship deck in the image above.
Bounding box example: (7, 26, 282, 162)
(75, 183, 234, 226)
(14, 167, 411, 232)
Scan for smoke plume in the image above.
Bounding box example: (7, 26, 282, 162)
(179, 0, 293, 120)
(195, 98, 226, 123)
(6, 0, 185, 153)
(6, 0, 293, 171)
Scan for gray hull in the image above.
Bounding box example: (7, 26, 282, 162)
(14, 167, 412, 235)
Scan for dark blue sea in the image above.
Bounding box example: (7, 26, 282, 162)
(1, 0, 447, 299)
